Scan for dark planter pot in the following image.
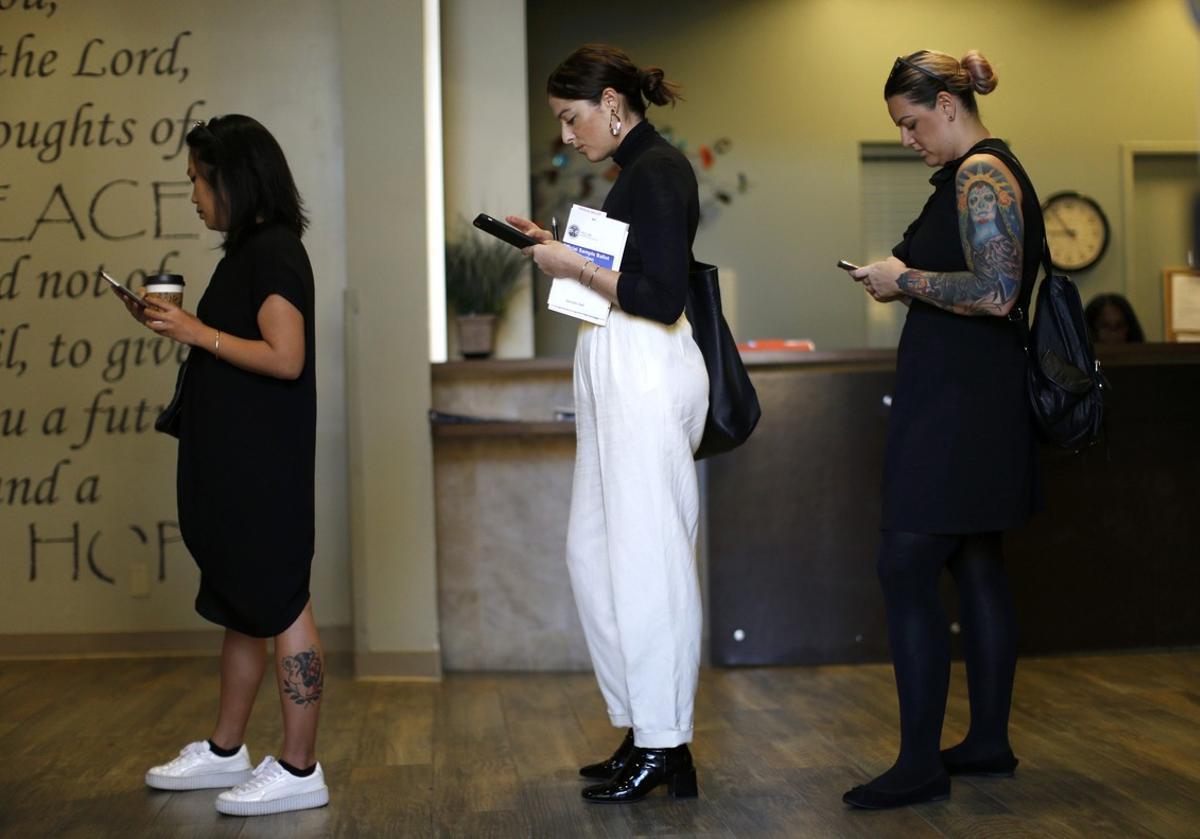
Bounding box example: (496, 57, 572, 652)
(456, 314, 497, 358)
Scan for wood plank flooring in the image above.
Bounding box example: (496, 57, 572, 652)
(0, 651, 1197, 837)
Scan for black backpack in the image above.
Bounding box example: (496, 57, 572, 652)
(1013, 256, 1108, 449)
(985, 146, 1109, 450)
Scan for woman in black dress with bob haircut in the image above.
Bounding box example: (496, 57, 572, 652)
(843, 50, 1043, 809)
(131, 115, 329, 817)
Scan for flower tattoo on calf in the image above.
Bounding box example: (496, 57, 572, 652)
(281, 647, 324, 707)
(897, 157, 1024, 316)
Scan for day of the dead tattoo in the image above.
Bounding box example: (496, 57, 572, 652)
(897, 157, 1024, 316)
(281, 646, 324, 707)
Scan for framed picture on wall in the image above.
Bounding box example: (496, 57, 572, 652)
(1163, 267, 1200, 342)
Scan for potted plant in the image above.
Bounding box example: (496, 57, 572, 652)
(444, 230, 527, 358)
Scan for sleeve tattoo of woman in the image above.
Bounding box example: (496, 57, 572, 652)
(897, 157, 1024, 316)
(281, 646, 324, 707)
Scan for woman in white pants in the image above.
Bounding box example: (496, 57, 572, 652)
(508, 44, 709, 803)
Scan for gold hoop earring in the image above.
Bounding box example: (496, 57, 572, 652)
(609, 110, 622, 137)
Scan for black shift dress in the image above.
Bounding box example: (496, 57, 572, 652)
(177, 223, 317, 637)
(882, 139, 1042, 535)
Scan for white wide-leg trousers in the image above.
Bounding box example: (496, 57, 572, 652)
(566, 308, 709, 749)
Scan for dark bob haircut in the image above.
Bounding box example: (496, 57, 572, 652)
(185, 114, 308, 252)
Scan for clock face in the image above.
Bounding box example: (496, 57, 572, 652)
(1042, 191, 1109, 273)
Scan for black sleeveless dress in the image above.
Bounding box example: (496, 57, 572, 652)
(881, 139, 1042, 535)
(176, 223, 317, 637)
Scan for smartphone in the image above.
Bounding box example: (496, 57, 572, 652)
(473, 213, 539, 249)
(100, 270, 148, 308)
(836, 259, 860, 271)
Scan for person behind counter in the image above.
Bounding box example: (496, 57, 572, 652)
(843, 50, 1044, 809)
(1085, 293, 1145, 344)
(505, 45, 709, 804)
(126, 115, 329, 817)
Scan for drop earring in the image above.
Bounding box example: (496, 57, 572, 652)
(609, 110, 622, 137)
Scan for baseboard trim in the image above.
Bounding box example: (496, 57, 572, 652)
(0, 625, 354, 660)
(354, 649, 443, 681)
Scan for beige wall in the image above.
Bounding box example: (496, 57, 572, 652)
(527, 0, 1200, 353)
(441, 0, 535, 359)
(0, 0, 351, 643)
(0, 0, 443, 673)
(1129, 151, 1200, 340)
(0, 0, 448, 676)
(340, 0, 441, 678)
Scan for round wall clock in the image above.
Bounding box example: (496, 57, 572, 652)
(1041, 191, 1110, 273)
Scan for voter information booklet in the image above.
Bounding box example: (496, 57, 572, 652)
(547, 204, 628, 326)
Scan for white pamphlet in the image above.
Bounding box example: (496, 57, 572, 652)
(547, 204, 628, 326)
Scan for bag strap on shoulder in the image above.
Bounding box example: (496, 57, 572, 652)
(970, 141, 1054, 350)
(971, 141, 1054, 283)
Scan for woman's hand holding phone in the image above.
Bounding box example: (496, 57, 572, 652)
(505, 214, 585, 279)
(851, 256, 907, 302)
(504, 215, 553, 249)
(101, 270, 161, 323)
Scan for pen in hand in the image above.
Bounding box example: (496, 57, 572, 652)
(551, 216, 559, 242)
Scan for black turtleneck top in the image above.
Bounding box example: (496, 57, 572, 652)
(602, 120, 699, 325)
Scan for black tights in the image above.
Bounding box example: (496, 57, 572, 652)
(872, 530, 1017, 791)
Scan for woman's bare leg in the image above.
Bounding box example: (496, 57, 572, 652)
(273, 601, 324, 768)
(211, 629, 269, 750)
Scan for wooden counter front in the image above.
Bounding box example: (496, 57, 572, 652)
(430, 344, 1200, 670)
(706, 343, 1200, 666)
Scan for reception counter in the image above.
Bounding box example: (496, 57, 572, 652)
(430, 359, 580, 671)
(432, 345, 1200, 670)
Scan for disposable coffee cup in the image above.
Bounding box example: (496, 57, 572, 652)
(143, 272, 185, 308)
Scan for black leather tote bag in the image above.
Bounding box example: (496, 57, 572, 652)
(685, 261, 762, 460)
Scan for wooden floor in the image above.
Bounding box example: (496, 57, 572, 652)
(0, 651, 1198, 838)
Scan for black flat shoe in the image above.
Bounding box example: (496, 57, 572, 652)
(579, 729, 635, 780)
(842, 772, 950, 810)
(582, 745, 698, 803)
(941, 750, 1019, 778)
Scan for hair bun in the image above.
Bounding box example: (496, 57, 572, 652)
(961, 50, 998, 95)
(640, 65, 682, 107)
(639, 67, 665, 101)
(639, 65, 684, 107)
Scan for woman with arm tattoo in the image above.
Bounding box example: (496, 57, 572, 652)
(137, 115, 329, 817)
(842, 50, 1044, 810)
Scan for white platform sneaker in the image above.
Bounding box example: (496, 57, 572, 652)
(215, 756, 329, 816)
(145, 741, 254, 790)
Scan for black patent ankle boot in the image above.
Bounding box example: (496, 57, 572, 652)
(579, 729, 635, 780)
(581, 745, 698, 803)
